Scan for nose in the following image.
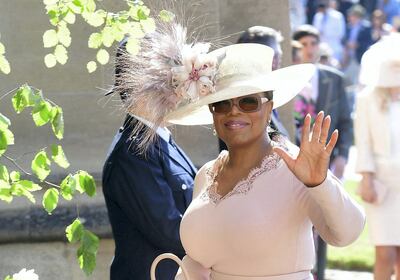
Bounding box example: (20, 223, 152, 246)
(229, 100, 241, 115)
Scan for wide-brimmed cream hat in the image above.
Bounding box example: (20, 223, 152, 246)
(359, 34, 400, 87)
(165, 43, 315, 125)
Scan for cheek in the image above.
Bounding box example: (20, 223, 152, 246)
(213, 115, 225, 133)
(248, 110, 269, 130)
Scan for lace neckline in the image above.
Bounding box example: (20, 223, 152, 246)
(200, 138, 286, 204)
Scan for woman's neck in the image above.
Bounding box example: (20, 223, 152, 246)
(226, 135, 273, 170)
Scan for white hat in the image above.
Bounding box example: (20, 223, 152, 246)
(359, 34, 400, 87)
(114, 20, 314, 151)
(166, 43, 315, 125)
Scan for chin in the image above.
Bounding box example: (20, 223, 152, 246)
(222, 136, 255, 149)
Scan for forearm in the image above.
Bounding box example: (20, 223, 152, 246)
(308, 172, 365, 247)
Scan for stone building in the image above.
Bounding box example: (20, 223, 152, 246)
(0, 1, 291, 279)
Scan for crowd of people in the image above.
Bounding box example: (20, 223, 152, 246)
(101, 1, 400, 280)
(290, 0, 400, 104)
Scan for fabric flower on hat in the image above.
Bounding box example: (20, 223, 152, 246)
(12, 268, 39, 280)
(171, 43, 218, 101)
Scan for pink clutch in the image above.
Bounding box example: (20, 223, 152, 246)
(357, 179, 388, 205)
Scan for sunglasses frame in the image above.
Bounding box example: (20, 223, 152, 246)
(208, 94, 271, 114)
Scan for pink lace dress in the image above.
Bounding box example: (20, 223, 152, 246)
(177, 140, 365, 280)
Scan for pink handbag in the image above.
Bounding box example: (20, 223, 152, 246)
(150, 253, 190, 280)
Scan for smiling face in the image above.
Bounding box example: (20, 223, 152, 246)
(212, 93, 273, 149)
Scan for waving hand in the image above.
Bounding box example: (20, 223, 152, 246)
(274, 111, 338, 187)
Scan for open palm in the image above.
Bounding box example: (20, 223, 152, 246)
(274, 112, 338, 188)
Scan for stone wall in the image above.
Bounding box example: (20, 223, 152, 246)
(0, 0, 292, 175)
(0, 1, 291, 279)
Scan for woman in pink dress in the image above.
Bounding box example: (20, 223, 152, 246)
(115, 17, 365, 280)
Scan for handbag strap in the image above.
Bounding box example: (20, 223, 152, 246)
(150, 253, 190, 280)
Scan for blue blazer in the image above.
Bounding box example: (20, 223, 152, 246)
(102, 118, 197, 280)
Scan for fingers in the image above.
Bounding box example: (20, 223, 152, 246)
(320, 115, 331, 145)
(273, 146, 295, 171)
(301, 114, 311, 144)
(325, 129, 339, 155)
(311, 111, 324, 143)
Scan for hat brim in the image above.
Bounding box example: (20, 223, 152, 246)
(166, 63, 315, 126)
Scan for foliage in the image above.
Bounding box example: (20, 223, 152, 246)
(41, 0, 173, 72)
(0, 33, 10, 74)
(0, 1, 175, 277)
(4, 268, 39, 280)
(66, 219, 100, 276)
(0, 85, 99, 276)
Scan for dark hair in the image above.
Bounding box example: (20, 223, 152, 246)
(347, 4, 366, 18)
(292, 24, 320, 42)
(263, 91, 281, 139)
(237, 26, 283, 46)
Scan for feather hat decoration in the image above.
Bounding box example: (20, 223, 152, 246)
(112, 16, 223, 152)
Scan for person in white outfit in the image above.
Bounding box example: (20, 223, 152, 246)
(313, 0, 346, 61)
(356, 34, 400, 280)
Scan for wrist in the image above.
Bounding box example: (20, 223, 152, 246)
(305, 175, 327, 188)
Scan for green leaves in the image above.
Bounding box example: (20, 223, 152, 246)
(54, 44, 68, 64)
(75, 170, 96, 197)
(60, 174, 76, 200)
(11, 180, 42, 203)
(51, 106, 64, 140)
(0, 165, 9, 182)
(57, 25, 72, 48)
(0, 179, 12, 203)
(11, 85, 64, 139)
(51, 144, 70, 168)
(32, 101, 53, 127)
(0, 113, 11, 129)
(43, 29, 58, 48)
(42, 187, 59, 214)
(86, 61, 97, 73)
(66, 219, 84, 242)
(0, 170, 42, 203)
(66, 219, 99, 275)
(126, 38, 140, 55)
(96, 49, 109, 65)
(159, 10, 175, 22)
(0, 122, 14, 156)
(88, 32, 102, 49)
(0, 35, 11, 74)
(78, 230, 99, 275)
(11, 85, 39, 113)
(44, 53, 57, 68)
(84, 10, 106, 27)
(32, 150, 51, 181)
(0, 113, 13, 156)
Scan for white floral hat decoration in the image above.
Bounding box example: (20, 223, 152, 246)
(114, 17, 315, 150)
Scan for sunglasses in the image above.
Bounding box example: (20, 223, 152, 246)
(209, 94, 271, 114)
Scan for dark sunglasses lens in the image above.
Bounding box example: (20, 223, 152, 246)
(211, 100, 232, 113)
(239, 97, 259, 112)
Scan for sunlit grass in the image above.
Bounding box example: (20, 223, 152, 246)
(327, 180, 374, 271)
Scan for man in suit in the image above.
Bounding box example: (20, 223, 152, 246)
(102, 43, 197, 280)
(293, 24, 352, 178)
(293, 24, 353, 280)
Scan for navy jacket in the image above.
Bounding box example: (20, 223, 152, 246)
(102, 118, 197, 280)
(345, 20, 373, 64)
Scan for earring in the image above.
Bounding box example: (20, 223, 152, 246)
(213, 128, 217, 136)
